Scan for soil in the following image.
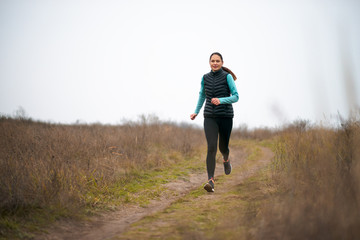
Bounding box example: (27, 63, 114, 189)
(36, 146, 273, 240)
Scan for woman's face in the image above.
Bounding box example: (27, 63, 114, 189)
(209, 54, 223, 72)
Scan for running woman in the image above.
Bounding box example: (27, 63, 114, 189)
(190, 52, 239, 192)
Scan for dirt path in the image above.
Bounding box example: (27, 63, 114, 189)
(37, 145, 273, 240)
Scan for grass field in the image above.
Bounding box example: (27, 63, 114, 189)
(1, 114, 360, 239)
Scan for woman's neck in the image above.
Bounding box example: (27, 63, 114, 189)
(212, 67, 222, 73)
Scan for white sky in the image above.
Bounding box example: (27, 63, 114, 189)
(0, 0, 359, 128)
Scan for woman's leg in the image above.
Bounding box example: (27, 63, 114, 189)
(204, 118, 218, 180)
(218, 118, 233, 161)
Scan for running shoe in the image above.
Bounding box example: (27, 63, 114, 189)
(204, 178, 215, 192)
(223, 159, 232, 175)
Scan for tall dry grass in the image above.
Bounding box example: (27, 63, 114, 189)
(258, 117, 360, 239)
(0, 115, 204, 215)
(232, 124, 276, 140)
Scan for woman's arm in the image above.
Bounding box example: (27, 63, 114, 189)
(218, 74, 239, 104)
(194, 77, 206, 114)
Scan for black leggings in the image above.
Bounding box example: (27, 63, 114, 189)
(204, 117, 233, 180)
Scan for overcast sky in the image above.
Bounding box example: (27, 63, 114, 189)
(0, 0, 359, 128)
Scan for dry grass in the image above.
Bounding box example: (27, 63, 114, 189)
(232, 124, 276, 141)
(257, 117, 360, 239)
(0, 115, 204, 218)
(212, 116, 360, 240)
(3, 111, 360, 239)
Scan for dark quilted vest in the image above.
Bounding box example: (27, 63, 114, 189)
(203, 68, 234, 118)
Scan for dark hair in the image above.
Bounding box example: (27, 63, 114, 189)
(209, 52, 237, 80)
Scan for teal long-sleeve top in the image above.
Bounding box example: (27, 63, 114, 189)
(194, 74, 239, 114)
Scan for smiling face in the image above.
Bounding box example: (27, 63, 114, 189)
(209, 54, 223, 72)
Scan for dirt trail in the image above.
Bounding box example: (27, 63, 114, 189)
(37, 146, 273, 240)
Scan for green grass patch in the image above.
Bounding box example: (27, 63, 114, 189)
(0, 204, 86, 240)
(81, 151, 206, 212)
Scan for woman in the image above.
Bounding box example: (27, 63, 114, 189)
(190, 52, 239, 192)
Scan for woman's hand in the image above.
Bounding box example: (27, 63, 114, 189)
(211, 98, 220, 105)
(190, 113, 197, 120)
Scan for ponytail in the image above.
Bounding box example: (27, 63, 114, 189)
(222, 66, 237, 81)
